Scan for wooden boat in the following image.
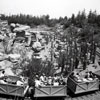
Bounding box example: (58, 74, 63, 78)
(67, 76, 99, 94)
(0, 83, 25, 98)
(34, 85, 67, 97)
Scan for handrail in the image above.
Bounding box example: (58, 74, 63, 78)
(35, 85, 67, 88)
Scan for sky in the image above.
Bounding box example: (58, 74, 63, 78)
(0, 0, 100, 18)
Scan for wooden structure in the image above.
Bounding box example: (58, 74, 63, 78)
(0, 83, 26, 98)
(67, 77, 99, 94)
(0, 81, 99, 99)
(34, 85, 67, 97)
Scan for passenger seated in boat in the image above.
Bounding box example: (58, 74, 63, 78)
(74, 73, 82, 82)
(69, 72, 81, 82)
(59, 75, 66, 85)
(53, 74, 58, 81)
(17, 79, 24, 86)
(94, 75, 98, 80)
(40, 74, 47, 85)
(47, 76, 53, 85)
(81, 71, 93, 82)
(0, 70, 5, 78)
(35, 77, 41, 87)
(53, 80, 59, 86)
(88, 71, 94, 80)
(85, 71, 93, 81)
(0, 78, 7, 84)
(0, 70, 7, 84)
(82, 77, 90, 82)
(40, 74, 44, 82)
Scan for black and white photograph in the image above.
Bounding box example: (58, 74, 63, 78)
(0, 0, 100, 100)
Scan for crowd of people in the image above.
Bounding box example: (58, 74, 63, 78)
(34, 74, 66, 87)
(0, 69, 66, 87)
(0, 70, 25, 86)
(70, 70, 98, 83)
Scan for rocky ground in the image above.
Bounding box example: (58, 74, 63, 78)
(0, 19, 100, 100)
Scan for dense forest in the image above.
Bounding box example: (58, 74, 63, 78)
(0, 10, 100, 28)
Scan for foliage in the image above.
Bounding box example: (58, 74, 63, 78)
(0, 14, 59, 27)
(1, 10, 100, 76)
